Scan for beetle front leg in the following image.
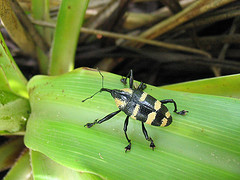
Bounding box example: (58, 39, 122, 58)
(137, 82, 147, 91)
(160, 99, 188, 115)
(121, 69, 133, 89)
(84, 110, 121, 128)
(141, 122, 155, 150)
(123, 116, 131, 152)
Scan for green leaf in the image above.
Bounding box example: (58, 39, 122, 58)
(0, 66, 12, 92)
(4, 149, 32, 180)
(32, 0, 52, 45)
(49, 0, 89, 75)
(0, 137, 25, 171)
(0, 32, 27, 98)
(161, 74, 240, 98)
(24, 68, 240, 179)
(32, 0, 52, 74)
(0, 90, 30, 133)
(31, 150, 102, 180)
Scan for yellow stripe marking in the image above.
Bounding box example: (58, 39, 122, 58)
(115, 98, 126, 108)
(146, 112, 156, 125)
(165, 111, 171, 118)
(121, 88, 133, 94)
(154, 101, 162, 111)
(132, 104, 140, 118)
(160, 118, 168, 127)
(139, 92, 148, 102)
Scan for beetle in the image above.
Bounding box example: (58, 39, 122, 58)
(82, 69, 188, 151)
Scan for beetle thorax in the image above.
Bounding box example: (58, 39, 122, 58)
(111, 88, 133, 110)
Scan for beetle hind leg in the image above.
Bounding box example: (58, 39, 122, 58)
(123, 116, 132, 152)
(160, 99, 188, 115)
(175, 110, 188, 115)
(141, 122, 156, 150)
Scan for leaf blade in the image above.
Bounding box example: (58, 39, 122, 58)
(49, 0, 89, 75)
(161, 74, 240, 98)
(4, 149, 32, 180)
(25, 68, 240, 179)
(0, 91, 30, 132)
(31, 150, 102, 180)
(0, 32, 28, 98)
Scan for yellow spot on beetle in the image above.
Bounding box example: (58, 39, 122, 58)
(115, 98, 126, 108)
(165, 111, 171, 118)
(154, 101, 161, 111)
(139, 92, 147, 102)
(146, 112, 156, 124)
(131, 104, 140, 119)
(160, 118, 168, 127)
(121, 88, 133, 94)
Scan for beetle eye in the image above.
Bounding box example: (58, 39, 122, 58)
(142, 84, 147, 89)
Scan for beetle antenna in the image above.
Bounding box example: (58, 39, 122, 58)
(82, 90, 101, 102)
(97, 67, 104, 89)
(82, 68, 104, 102)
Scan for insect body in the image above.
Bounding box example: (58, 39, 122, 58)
(112, 88, 172, 127)
(83, 70, 188, 151)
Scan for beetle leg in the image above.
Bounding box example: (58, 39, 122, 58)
(160, 99, 188, 115)
(141, 122, 155, 150)
(84, 110, 121, 128)
(120, 70, 134, 89)
(123, 116, 131, 152)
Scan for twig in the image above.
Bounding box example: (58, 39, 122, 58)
(215, 16, 240, 76)
(76, 46, 240, 71)
(118, 47, 240, 70)
(179, 9, 240, 30)
(10, 0, 49, 54)
(166, 34, 240, 46)
(126, 0, 236, 47)
(80, 0, 119, 42)
(31, 19, 211, 57)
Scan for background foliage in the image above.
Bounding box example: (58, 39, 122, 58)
(0, 0, 240, 179)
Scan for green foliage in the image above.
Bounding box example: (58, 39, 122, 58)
(0, 0, 240, 179)
(0, 32, 30, 133)
(31, 150, 101, 180)
(4, 149, 32, 180)
(162, 74, 240, 98)
(0, 33, 27, 98)
(49, 0, 89, 75)
(0, 92, 30, 132)
(24, 68, 240, 179)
